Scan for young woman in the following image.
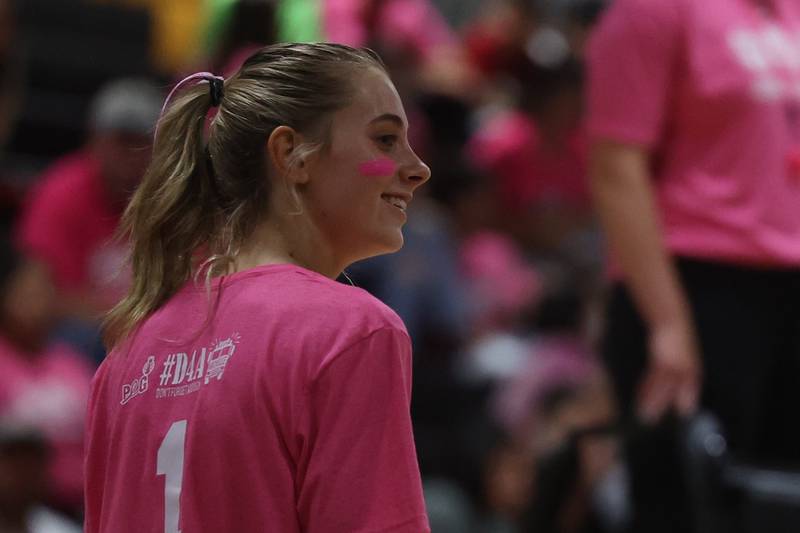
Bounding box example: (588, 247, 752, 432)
(84, 43, 431, 533)
(587, 0, 800, 531)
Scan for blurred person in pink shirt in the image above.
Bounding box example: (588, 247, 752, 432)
(16, 79, 162, 322)
(324, 0, 478, 101)
(323, 0, 455, 65)
(587, 0, 800, 531)
(85, 43, 431, 533)
(0, 237, 93, 518)
(469, 58, 592, 252)
(0, 421, 82, 533)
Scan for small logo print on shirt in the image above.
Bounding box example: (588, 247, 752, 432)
(154, 333, 241, 400)
(121, 356, 156, 405)
(727, 27, 800, 102)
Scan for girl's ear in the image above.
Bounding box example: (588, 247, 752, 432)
(266, 126, 310, 185)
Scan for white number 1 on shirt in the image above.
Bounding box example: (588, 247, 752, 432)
(157, 420, 187, 533)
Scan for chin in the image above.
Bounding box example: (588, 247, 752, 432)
(383, 229, 405, 253)
(359, 231, 404, 260)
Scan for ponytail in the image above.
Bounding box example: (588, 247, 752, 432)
(103, 80, 222, 349)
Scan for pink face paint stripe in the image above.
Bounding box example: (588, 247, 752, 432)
(358, 158, 397, 178)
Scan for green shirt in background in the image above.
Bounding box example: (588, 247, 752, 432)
(277, 0, 322, 42)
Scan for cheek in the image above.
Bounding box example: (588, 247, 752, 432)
(358, 157, 397, 178)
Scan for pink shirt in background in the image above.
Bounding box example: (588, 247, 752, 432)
(491, 337, 596, 440)
(0, 338, 93, 509)
(587, 0, 800, 267)
(468, 110, 590, 212)
(16, 150, 128, 303)
(323, 0, 456, 62)
(85, 264, 429, 533)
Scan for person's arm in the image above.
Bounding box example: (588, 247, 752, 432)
(589, 141, 700, 422)
(586, 0, 700, 423)
(296, 326, 429, 533)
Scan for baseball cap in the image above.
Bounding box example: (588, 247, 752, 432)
(88, 78, 163, 135)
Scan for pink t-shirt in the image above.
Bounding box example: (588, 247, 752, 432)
(84, 264, 429, 533)
(587, 0, 800, 267)
(468, 110, 590, 212)
(16, 150, 128, 304)
(0, 338, 94, 509)
(323, 0, 456, 63)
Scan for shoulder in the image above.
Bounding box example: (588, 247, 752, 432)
(296, 272, 409, 337)
(228, 267, 411, 378)
(307, 283, 412, 379)
(230, 266, 409, 340)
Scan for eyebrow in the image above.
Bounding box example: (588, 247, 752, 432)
(369, 113, 405, 128)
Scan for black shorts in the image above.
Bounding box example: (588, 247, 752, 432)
(601, 257, 800, 533)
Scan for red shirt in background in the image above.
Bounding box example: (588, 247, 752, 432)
(16, 150, 129, 306)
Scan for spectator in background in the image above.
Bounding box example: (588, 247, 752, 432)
(0, 421, 81, 533)
(463, 0, 538, 82)
(324, 0, 456, 65)
(15, 78, 162, 362)
(459, 231, 541, 344)
(480, 269, 622, 533)
(324, 0, 477, 101)
(470, 342, 618, 533)
(518, 375, 621, 533)
(468, 57, 592, 252)
(587, 0, 800, 532)
(0, 237, 93, 518)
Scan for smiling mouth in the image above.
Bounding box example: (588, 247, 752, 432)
(381, 195, 408, 211)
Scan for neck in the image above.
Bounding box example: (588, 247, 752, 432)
(233, 213, 345, 280)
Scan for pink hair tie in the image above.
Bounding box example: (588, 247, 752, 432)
(155, 72, 225, 139)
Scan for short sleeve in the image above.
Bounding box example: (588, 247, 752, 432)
(586, 0, 684, 147)
(296, 327, 429, 533)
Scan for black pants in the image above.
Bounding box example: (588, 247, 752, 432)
(602, 258, 800, 533)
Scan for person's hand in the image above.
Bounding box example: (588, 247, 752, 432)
(638, 319, 702, 424)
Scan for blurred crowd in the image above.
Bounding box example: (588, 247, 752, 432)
(0, 0, 786, 532)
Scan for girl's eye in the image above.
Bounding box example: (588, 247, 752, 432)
(377, 135, 398, 148)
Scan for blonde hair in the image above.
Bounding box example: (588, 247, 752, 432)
(104, 43, 386, 349)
